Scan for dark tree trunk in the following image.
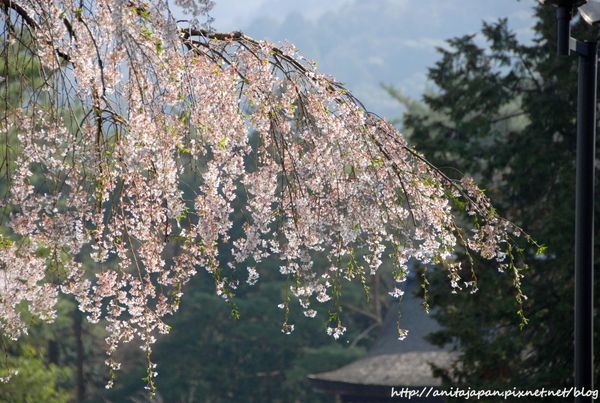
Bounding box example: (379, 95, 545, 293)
(74, 309, 85, 402)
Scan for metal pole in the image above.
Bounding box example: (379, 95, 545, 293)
(574, 39, 597, 403)
(557, 6, 573, 56)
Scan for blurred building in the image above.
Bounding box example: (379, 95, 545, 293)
(308, 279, 456, 403)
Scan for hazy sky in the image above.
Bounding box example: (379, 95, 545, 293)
(209, 0, 355, 31)
(205, 0, 538, 118)
(209, 0, 537, 37)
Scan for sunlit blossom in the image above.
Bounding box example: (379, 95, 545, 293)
(0, 0, 537, 393)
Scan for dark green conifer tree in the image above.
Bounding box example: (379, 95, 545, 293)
(387, 3, 600, 397)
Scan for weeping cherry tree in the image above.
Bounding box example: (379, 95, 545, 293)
(0, 0, 540, 393)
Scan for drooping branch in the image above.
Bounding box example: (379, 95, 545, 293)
(1, 0, 38, 30)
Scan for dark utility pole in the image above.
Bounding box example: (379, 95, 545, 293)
(552, 3, 597, 401)
(574, 37, 597, 402)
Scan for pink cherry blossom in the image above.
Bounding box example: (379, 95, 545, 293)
(0, 0, 538, 393)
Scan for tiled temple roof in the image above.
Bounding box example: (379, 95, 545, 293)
(308, 279, 457, 397)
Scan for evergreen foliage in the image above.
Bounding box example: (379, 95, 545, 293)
(388, 3, 600, 397)
(0, 345, 72, 403)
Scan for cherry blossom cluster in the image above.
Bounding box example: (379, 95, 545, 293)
(0, 0, 536, 392)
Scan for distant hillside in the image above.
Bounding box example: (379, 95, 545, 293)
(226, 0, 536, 120)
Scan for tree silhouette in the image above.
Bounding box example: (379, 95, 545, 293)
(389, 6, 600, 393)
